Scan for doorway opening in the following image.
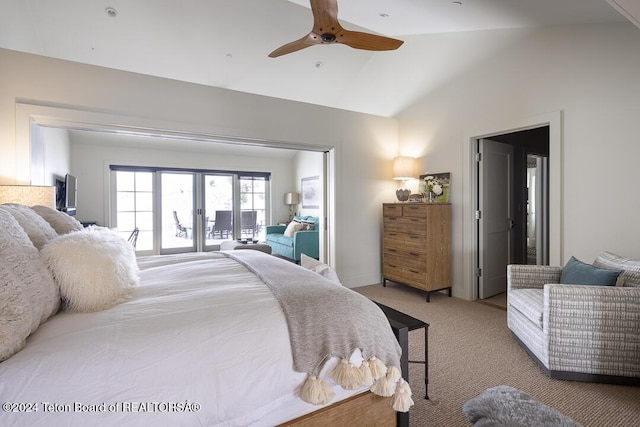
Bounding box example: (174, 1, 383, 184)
(18, 102, 335, 264)
(476, 126, 550, 299)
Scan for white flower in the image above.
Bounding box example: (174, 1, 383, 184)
(423, 176, 441, 194)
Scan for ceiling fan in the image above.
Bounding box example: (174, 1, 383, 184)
(269, 0, 404, 58)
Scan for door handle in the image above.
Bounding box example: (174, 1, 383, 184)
(509, 220, 516, 229)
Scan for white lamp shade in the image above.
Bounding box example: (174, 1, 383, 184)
(0, 185, 56, 208)
(284, 192, 300, 205)
(393, 156, 416, 180)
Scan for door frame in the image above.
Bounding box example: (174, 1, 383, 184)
(17, 102, 335, 264)
(462, 111, 563, 300)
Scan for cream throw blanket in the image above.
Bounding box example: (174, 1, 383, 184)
(224, 251, 413, 411)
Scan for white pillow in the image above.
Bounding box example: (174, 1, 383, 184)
(0, 209, 60, 362)
(300, 253, 342, 285)
(0, 204, 58, 250)
(31, 205, 83, 235)
(284, 221, 304, 237)
(41, 227, 139, 312)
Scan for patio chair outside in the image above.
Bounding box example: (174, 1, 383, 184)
(173, 211, 191, 239)
(213, 210, 233, 239)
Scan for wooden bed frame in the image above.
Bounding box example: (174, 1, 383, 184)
(279, 391, 397, 427)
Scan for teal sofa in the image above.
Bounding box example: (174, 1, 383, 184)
(265, 216, 319, 262)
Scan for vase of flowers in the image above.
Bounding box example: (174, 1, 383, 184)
(422, 175, 443, 203)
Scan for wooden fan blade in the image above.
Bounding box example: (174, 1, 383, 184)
(269, 33, 320, 58)
(338, 30, 404, 51)
(310, 0, 340, 33)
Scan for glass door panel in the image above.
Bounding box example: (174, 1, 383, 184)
(204, 174, 234, 247)
(240, 177, 266, 241)
(160, 172, 195, 251)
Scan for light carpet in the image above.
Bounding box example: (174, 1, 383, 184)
(355, 283, 640, 427)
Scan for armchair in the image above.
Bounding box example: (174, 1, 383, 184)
(265, 216, 319, 262)
(507, 251, 640, 385)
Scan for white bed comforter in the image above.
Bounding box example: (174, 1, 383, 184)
(0, 252, 362, 427)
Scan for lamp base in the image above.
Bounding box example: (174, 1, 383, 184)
(395, 188, 411, 202)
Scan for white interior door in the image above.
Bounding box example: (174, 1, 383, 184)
(478, 139, 514, 299)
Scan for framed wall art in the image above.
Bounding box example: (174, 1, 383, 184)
(419, 172, 451, 203)
(301, 176, 320, 208)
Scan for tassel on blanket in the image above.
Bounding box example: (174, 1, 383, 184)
(300, 375, 335, 405)
(370, 365, 401, 397)
(330, 358, 362, 390)
(391, 378, 414, 412)
(368, 356, 388, 380)
(358, 360, 375, 387)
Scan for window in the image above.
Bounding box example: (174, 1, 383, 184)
(240, 175, 267, 240)
(114, 171, 153, 251)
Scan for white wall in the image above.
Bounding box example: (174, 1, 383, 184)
(31, 126, 71, 185)
(396, 23, 640, 299)
(293, 151, 324, 218)
(0, 48, 398, 288)
(69, 138, 296, 226)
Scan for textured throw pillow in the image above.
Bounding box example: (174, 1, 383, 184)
(284, 220, 304, 237)
(560, 256, 622, 286)
(0, 204, 58, 250)
(593, 251, 640, 288)
(298, 219, 315, 230)
(41, 227, 139, 312)
(0, 209, 60, 362)
(300, 253, 342, 285)
(31, 204, 83, 235)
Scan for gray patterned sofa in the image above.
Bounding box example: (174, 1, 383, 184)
(507, 251, 640, 385)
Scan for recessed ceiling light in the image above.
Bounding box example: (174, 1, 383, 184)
(452, 1, 463, 5)
(315, 61, 323, 68)
(105, 7, 118, 17)
(379, 13, 389, 18)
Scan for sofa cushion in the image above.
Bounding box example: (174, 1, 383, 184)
(560, 256, 621, 286)
(508, 288, 544, 329)
(593, 251, 640, 288)
(294, 216, 319, 230)
(267, 234, 295, 247)
(284, 221, 304, 237)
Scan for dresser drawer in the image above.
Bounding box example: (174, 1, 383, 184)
(383, 215, 427, 232)
(383, 249, 427, 271)
(383, 204, 403, 217)
(383, 232, 427, 252)
(383, 263, 427, 289)
(402, 204, 428, 217)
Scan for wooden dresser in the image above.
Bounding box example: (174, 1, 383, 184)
(382, 203, 452, 302)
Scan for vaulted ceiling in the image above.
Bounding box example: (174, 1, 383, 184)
(0, 0, 628, 117)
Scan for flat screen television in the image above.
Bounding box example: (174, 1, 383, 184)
(56, 173, 77, 216)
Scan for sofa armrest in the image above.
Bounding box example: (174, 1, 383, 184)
(507, 265, 562, 291)
(543, 284, 640, 376)
(293, 230, 319, 259)
(266, 225, 286, 235)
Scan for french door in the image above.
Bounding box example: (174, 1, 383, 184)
(112, 168, 269, 255)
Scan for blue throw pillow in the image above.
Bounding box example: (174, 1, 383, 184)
(560, 256, 622, 286)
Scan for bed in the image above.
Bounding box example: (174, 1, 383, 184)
(0, 204, 412, 426)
